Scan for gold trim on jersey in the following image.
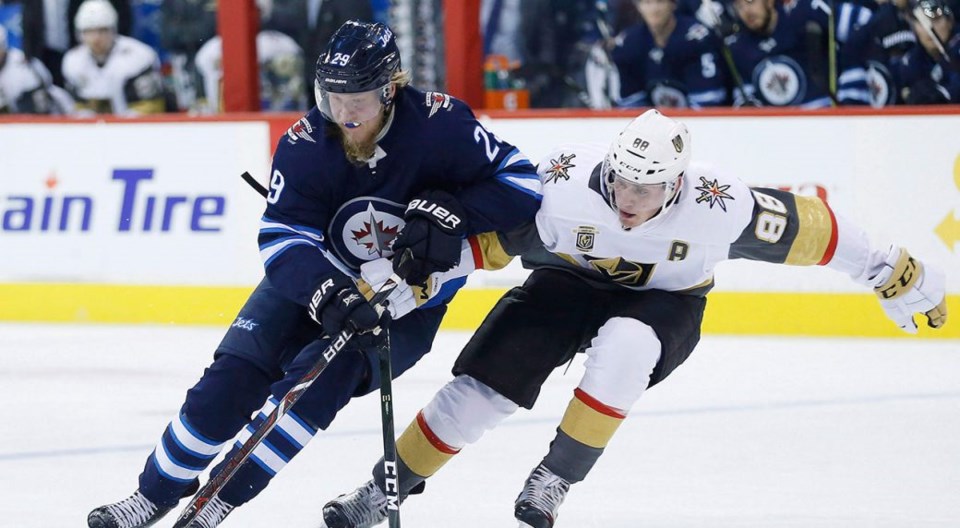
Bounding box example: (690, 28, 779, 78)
(473, 232, 515, 271)
(785, 195, 835, 266)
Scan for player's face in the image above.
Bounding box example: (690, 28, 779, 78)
(81, 28, 115, 57)
(637, 0, 677, 29)
(913, 15, 955, 55)
(326, 87, 387, 129)
(612, 177, 668, 228)
(733, 0, 774, 33)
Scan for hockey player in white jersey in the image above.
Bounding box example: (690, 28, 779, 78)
(317, 109, 949, 528)
(62, 0, 165, 115)
(0, 25, 68, 114)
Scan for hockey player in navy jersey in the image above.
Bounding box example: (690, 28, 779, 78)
(318, 110, 948, 528)
(727, 0, 840, 106)
(607, 0, 729, 107)
(86, 20, 541, 528)
(891, 0, 960, 102)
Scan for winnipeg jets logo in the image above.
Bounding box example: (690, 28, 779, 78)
(425, 91, 453, 118)
(286, 117, 315, 144)
(351, 203, 401, 257)
(544, 153, 576, 184)
(695, 176, 734, 211)
(231, 317, 259, 331)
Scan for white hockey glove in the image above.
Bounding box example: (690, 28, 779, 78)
(870, 247, 947, 334)
(358, 258, 445, 320)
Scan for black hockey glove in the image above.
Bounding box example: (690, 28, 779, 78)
(392, 190, 468, 286)
(308, 273, 383, 339)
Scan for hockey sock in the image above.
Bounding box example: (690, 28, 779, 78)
(379, 410, 460, 495)
(542, 388, 626, 483)
(139, 413, 229, 507)
(214, 396, 318, 506)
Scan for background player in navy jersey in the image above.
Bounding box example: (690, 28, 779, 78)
(87, 20, 542, 528)
(606, 0, 730, 107)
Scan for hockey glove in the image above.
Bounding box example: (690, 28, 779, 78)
(871, 247, 947, 334)
(308, 272, 384, 338)
(359, 257, 451, 319)
(393, 190, 468, 286)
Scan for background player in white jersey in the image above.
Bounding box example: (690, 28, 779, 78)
(0, 25, 70, 114)
(62, 0, 165, 115)
(318, 109, 948, 528)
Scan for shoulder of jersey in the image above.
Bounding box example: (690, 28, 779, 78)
(278, 107, 325, 151)
(405, 86, 472, 122)
(676, 163, 754, 231)
(537, 143, 604, 187)
(678, 16, 712, 44)
(113, 35, 160, 68)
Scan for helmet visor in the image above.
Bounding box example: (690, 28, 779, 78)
(315, 81, 387, 128)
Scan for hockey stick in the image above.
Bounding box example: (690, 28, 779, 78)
(377, 327, 401, 528)
(827, 0, 839, 106)
(910, 5, 954, 65)
(241, 171, 268, 198)
(171, 281, 402, 527)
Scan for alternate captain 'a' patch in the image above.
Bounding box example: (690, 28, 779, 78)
(425, 91, 453, 118)
(286, 117, 316, 144)
(695, 176, 734, 211)
(544, 152, 576, 184)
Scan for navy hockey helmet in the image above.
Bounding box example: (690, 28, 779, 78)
(314, 20, 401, 127)
(914, 0, 953, 19)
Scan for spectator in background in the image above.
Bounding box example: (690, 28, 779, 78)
(193, 0, 306, 112)
(891, 0, 960, 102)
(62, 0, 165, 115)
(603, 0, 729, 108)
(0, 24, 72, 113)
(159, 0, 217, 110)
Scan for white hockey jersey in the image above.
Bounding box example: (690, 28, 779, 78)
(0, 48, 59, 114)
(194, 30, 306, 113)
(495, 143, 883, 295)
(62, 35, 165, 116)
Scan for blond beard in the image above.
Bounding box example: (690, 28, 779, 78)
(333, 113, 388, 166)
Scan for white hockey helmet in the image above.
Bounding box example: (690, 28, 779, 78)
(601, 109, 691, 212)
(75, 0, 119, 32)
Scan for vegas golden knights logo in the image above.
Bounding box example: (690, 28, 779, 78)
(584, 255, 657, 286)
(672, 134, 684, 153)
(574, 226, 599, 252)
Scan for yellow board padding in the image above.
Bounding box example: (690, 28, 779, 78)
(0, 283, 957, 338)
(558, 395, 625, 449)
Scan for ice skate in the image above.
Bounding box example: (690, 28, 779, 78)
(87, 490, 173, 528)
(320, 479, 388, 528)
(514, 464, 571, 528)
(186, 496, 234, 528)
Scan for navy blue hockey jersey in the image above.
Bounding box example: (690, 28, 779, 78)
(727, 0, 835, 107)
(611, 15, 729, 107)
(259, 86, 542, 306)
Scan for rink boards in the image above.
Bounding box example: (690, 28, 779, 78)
(1, 109, 958, 338)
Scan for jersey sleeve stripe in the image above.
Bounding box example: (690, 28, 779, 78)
(261, 238, 317, 267)
(816, 202, 839, 265)
(260, 217, 325, 242)
(470, 232, 515, 270)
(497, 147, 535, 172)
(784, 195, 838, 266)
(496, 173, 543, 198)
